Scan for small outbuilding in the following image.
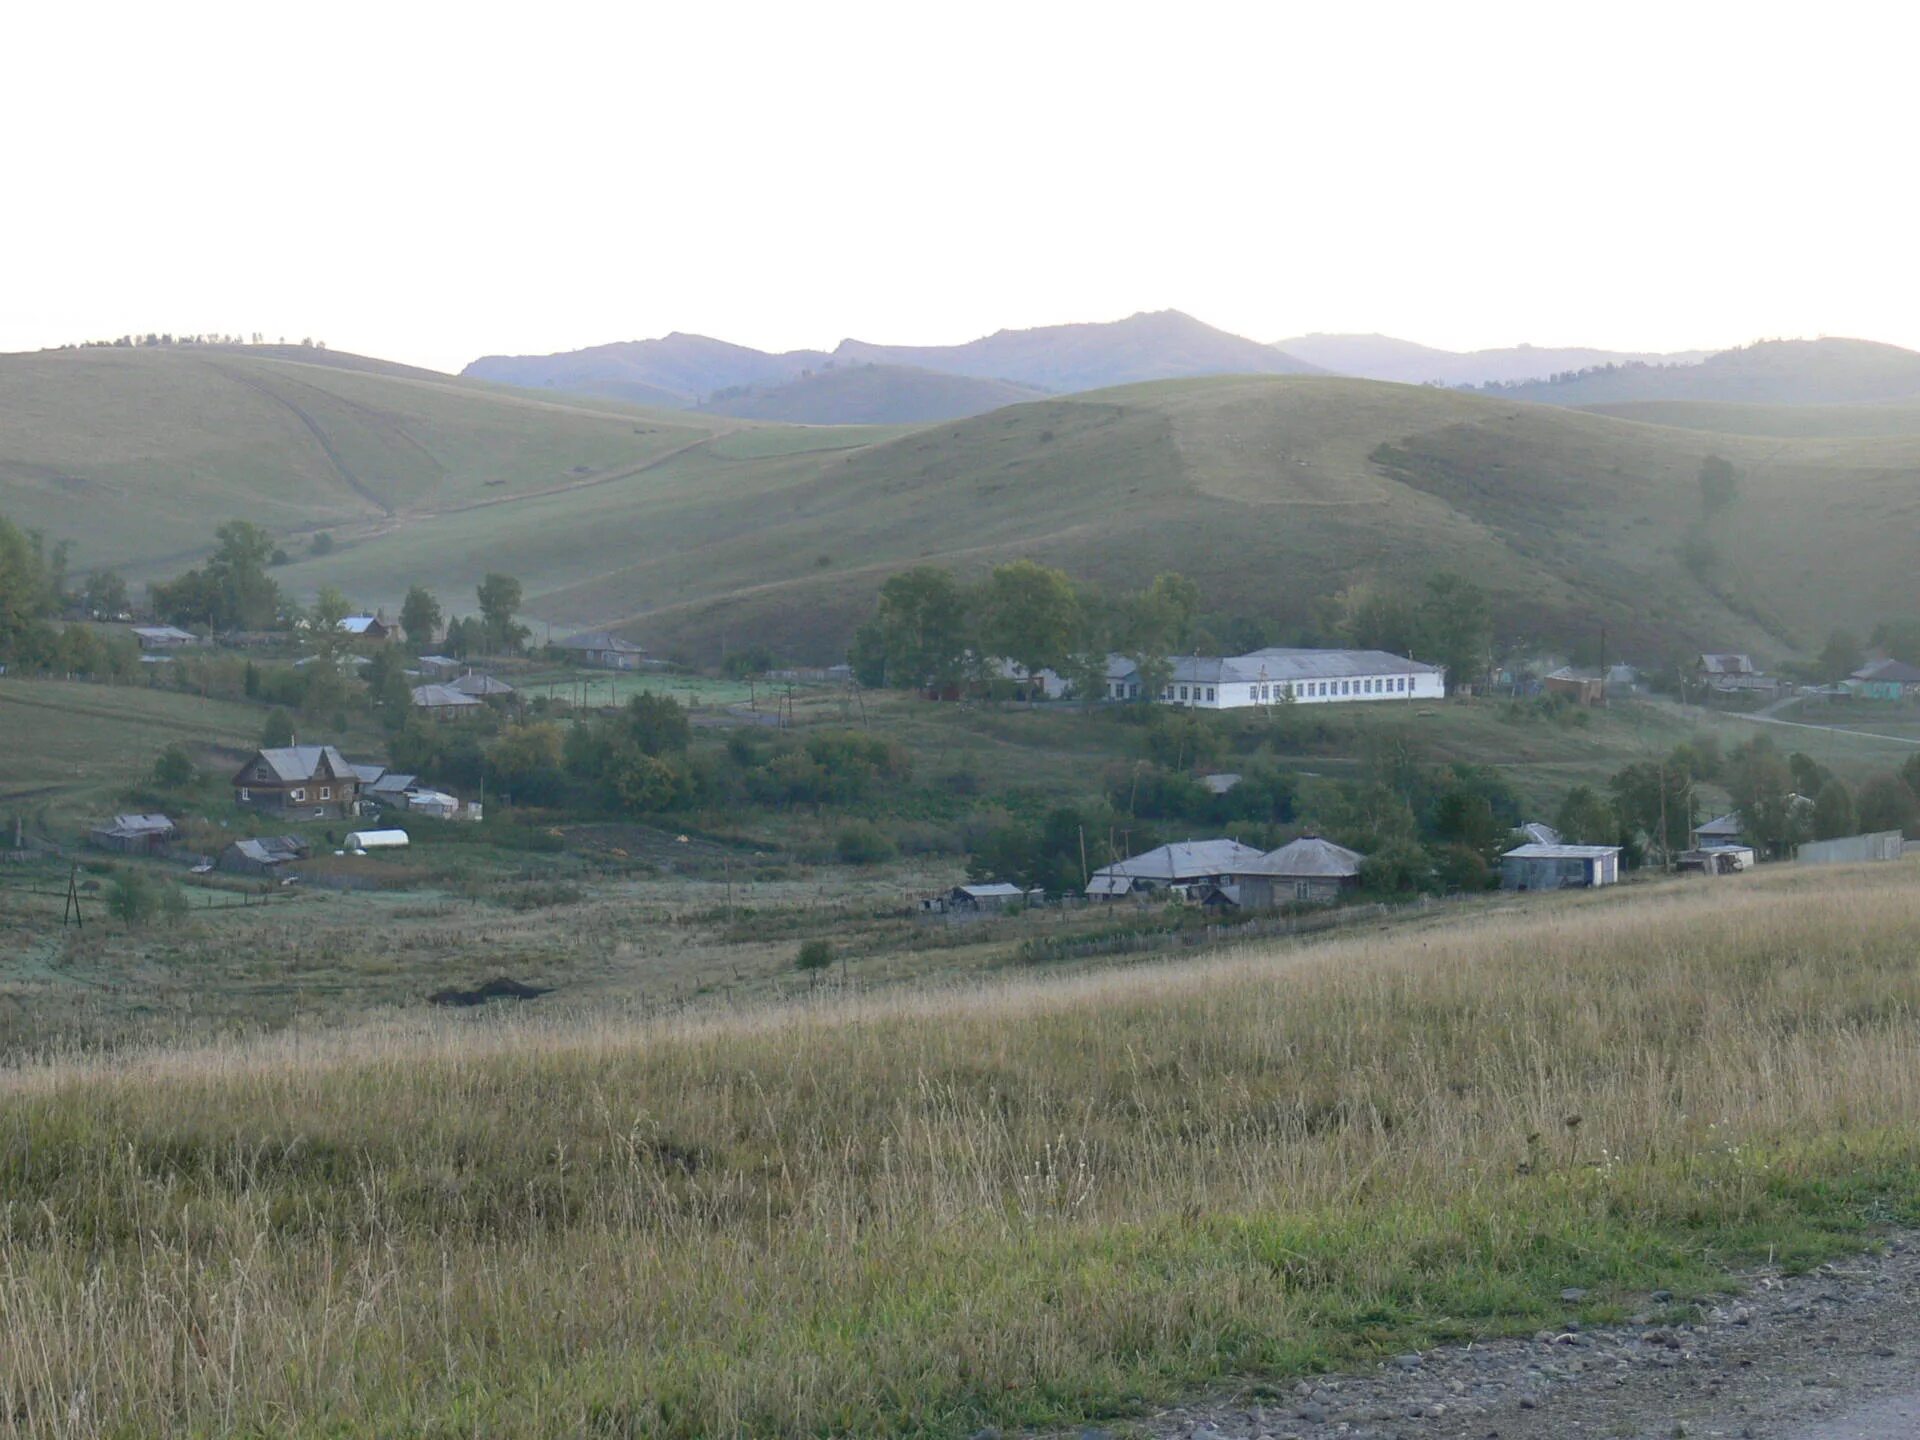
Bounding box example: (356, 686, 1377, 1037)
(406, 790, 461, 820)
(1500, 843, 1621, 891)
(1798, 830, 1906, 866)
(921, 882, 1034, 914)
(1678, 846, 1756, 875)
(218, 835, 310, 875)
(88, 813, 179, 855)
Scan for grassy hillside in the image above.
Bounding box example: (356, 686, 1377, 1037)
(4, 865, 1920, 1436)
(695, 363, 1046, 424)
(1583, 398, 1920, 438)
(11, 353, 1920, 664)
(0, 346, 727, 573)
(1495, 337, 1920, 406)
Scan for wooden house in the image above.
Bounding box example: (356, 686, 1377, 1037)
(232, 746, 361, 819)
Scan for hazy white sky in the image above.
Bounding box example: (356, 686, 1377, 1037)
(5, 1, 1916, 372)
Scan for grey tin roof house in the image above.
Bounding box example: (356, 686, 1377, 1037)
(1086, 839, 1268, 897)
(554, 631, 648, 670)
(1230, 836, 1367, 907)
(232, 746, 361, 819)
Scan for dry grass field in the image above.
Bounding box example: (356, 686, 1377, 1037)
(4, 864, 1920, 1437)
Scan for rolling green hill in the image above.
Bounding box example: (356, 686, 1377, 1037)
(1581, 398, 1920, 438)
(8, 350, 1920, 668)
(1494, 337, 1920, 406)
(695, 364, 1046, 424)
(0, 345, 731, 571)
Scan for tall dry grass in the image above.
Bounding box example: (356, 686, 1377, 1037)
(4, 868, 1920, 1436)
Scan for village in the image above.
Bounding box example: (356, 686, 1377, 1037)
(30, 599, 1920, 960)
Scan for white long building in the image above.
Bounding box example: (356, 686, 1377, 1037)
(1104, 648, 1445, 708)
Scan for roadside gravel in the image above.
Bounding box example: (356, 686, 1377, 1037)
(1049, 1235, 1920, 1440)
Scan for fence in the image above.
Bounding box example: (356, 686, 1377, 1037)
(1018, 894, 1453, 965)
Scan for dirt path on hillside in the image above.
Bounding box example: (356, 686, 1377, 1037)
(1104, 1238, 1920, 1440)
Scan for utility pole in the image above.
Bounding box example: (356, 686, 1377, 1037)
(62, 865, 83, 929)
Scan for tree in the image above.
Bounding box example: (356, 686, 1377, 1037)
(610, 751, 682, 812)
(977, 561, 1081, 692)
(310, 585, 352, 659)
(1871, 619, 1920, 667)
(400, 586, 442, 647)
(1725, 736, 1807, 858)
(55, 625, 102, 676)
(476, 574, 528, 654)
(625, 693, 691, 755)
(1857, 773, 1918, 836)
(82, 569, 129, 619)
(1553, 784, 1618, 845)
(308, 532, 335, 557)
(1335, 580, 1422, 657)
(1699, 454, 1740, 513)
(260, 709, 297, 748)
(1608, 752, 1697, 862)
(0, 514, 55, 660)
(1421, 573, 1491, 694)
(1811, 778, 1857, 841)
(151, 743, 198, 789)
(868, 566, 972, 689)
(205, 520, 281, 630)
(1816, 630, 1863, 683)
(795, 938, 835, 971)
(487, 723, 567, 804)
(151, 520, 281, 631)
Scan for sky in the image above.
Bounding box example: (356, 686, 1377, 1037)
(5, 0, 1918, 373)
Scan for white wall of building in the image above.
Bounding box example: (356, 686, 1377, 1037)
(1119, 670, 1445, 708)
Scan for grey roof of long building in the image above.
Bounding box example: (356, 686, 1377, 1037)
(1095, 839, 1268, 881)
(1111, 649, 1442, 686)
(1502, 843, 1621, 859)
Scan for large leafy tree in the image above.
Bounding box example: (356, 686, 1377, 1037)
(868, 566, 972, 689)
(400, 586, 442, 647)
(1725, 735, 1809, 857)
(977, 560, 1081, 686)
(149, 519, 281, 630)
(1421, 572, 1492, 694)
(0, 514, 55, 659)
(476, 573, 528, 654)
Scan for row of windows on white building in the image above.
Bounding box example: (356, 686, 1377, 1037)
(1161, 675, 1421, 704)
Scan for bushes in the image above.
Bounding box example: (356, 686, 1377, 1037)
(795, 938, 835, 970)
(104, 869, 187, 928)
(834, 821, 896, 865)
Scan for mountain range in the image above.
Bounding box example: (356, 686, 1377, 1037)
(466, 311, 1750, 424)
(464, 311, 1324, 423)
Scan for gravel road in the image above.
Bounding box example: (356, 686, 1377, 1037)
(1061, 1235, 1920, 1440)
